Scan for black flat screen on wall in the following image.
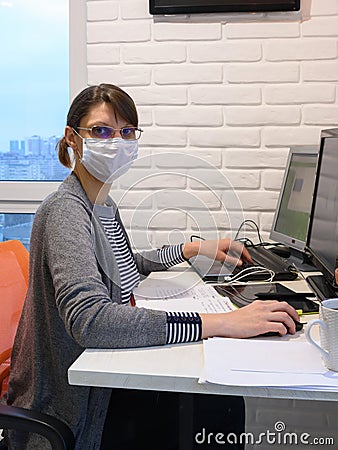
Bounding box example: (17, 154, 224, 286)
(149, 0, 300, 15)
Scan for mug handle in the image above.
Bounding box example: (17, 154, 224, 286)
(305, 319, 329, 362)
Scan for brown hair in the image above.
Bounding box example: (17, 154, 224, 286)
(57, 83, 139, 168)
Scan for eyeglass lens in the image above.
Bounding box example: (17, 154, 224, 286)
(91, 126, 140, 140)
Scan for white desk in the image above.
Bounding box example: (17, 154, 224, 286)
(68, 266, 338, 402)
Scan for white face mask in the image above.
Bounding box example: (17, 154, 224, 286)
(79, 137, 138, 183)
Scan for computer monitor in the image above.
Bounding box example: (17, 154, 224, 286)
(270, 146, 318, 253)
(306, 129, 338, 295)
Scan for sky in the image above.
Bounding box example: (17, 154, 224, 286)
(0, 0, 69, 152)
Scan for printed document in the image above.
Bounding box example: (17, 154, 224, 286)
(134, 279, 235, 313)
(202, 337, 338, 390)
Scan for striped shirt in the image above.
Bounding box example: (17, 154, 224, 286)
(98, 208, 202, 345)
(99, 215, 140, 304)
(166, 311, 202, 344)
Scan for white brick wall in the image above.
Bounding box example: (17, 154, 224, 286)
(85, 0, 338, 247)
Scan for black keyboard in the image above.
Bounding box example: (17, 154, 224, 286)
(189, 244, 299, 282)
(232, 245, 298, 281)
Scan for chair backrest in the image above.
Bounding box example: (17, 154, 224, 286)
(0, 241, 75, 449)
(0, 240, 29, 397)
(0, 239, 29, 286)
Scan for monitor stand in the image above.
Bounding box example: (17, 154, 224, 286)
(306, 274, 338, 301)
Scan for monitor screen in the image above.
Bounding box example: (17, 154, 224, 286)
(149, 0, 300, 15)
(270, 146, 318, 252)
(307, 129, 338, 284)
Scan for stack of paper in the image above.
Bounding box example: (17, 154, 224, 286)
(134, 281, 235, 313)
(202, 337, 338, 390)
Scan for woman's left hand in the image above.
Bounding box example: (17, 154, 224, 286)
(182, 238, 252, 267)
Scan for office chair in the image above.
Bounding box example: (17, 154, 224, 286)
(0, 240, 75, 450)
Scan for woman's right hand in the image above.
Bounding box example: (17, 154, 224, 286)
(200, 300, 300, 339)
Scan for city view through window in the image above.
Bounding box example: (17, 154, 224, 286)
(0, 0, 69, 247)
(0, 135, 69, 181)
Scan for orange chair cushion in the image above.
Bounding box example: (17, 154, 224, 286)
(0, 241, 28, 397)
(0, 240, 29, 286)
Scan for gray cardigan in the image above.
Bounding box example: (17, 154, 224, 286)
(6, 173, 169, 450)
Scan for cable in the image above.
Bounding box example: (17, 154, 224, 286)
(236, 237, 255, 247)
(245, 241, 286, 249)
(234, 220, 263, 243)
(190, 235, 206, 242)
(194, 221, 285, 250)
(222, 266, 275, 285)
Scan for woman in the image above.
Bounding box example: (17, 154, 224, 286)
(5, 84, 299, 449)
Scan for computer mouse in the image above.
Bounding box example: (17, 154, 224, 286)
(256, 320, 303, 337)
(295, 320, 304, 332)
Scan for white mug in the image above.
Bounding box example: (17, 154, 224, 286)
(305, 298, 338, 372)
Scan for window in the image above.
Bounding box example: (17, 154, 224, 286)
(0, 0, 86, 245)
(0, 213, 34, 250)
(0, 0, 70, 182)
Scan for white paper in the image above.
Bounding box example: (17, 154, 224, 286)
(202, 338, 338, 390)
(134, 280, 219, 300)
(134, 282, 235, 313)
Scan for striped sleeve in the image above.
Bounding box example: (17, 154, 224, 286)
(157, 243, 186, 269)
(165, 312, 202, 344)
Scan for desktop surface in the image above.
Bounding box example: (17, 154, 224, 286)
(68, 266, 338, 402)
(68, 325, 338, 402)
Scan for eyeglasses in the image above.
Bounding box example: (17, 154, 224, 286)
(77, 125, 143, 140)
